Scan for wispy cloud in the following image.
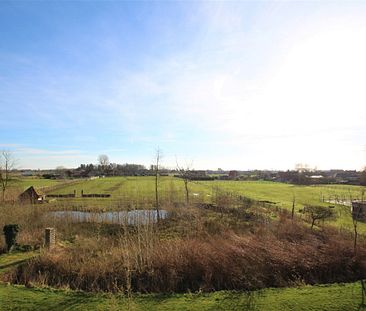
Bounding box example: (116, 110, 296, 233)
(16, 147, 82, 156)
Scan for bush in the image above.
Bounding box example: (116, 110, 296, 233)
(3, 224, 20, 252)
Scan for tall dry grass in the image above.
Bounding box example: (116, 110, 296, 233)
(6, 213, 366, 293)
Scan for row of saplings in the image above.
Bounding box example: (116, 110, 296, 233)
(2, 224, 33, 253)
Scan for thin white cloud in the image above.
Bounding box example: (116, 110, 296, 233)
(16, 147, 82, 156)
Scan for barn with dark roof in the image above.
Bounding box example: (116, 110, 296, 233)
(19, 186, 44, 204)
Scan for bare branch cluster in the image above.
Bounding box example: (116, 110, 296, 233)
(0, 151, 15, 202)
(176, 159, 193, 205)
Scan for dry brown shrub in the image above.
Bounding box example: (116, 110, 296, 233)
(8, 218, 366, 293)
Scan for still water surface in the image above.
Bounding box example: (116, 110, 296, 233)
(49, 209, 168, 225)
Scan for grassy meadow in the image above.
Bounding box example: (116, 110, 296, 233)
(200, 180, 366, 232)
(11, 176, 364, 231)
(9, 177, 64, 191)
(1, 176, 365, 310)
(12, 176, 365, 208)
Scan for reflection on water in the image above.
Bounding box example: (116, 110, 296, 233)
(49, 209, 168, 225)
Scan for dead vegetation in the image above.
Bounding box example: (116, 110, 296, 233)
(2, 199, 365, 293)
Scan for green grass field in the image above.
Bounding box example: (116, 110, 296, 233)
(31, 176, 365, 231)
(40, 177, 366, 209)
(199, 180, 366, 231)
(201, 180, 366, 209)
(39, 177, 210, 209)
(9, 177, 63, 191)
(0, 281, 364, 310)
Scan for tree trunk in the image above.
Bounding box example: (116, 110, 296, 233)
(354, 223, 358, 255)
(184, 179, 189, 205)
(155, 169, 160, 222)
(311, 218, 315, 229)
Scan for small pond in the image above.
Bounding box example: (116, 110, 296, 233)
(49, 210, 168, 225)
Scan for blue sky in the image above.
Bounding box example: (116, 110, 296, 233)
(1, 1, 366, 170)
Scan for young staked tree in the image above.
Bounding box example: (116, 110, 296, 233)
(304, 205, 334, 229)
(154, 148, 162, 222)
(291, 194, 296, 220)
(176, 159, 193, 206)
(0, 151, 15, 202)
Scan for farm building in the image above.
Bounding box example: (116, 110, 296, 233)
(229, 170, 239, 179)
(19, 186, 45, 204)
(351, 201, 366, 220)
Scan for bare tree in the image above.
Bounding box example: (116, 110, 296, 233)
(98, 154, 109, 167)
(291, 194, 296, 220)
(0, 151, 15, 202)
(176, 159, 193, 206)
(154, 148, 162, 222)
(304, 205, 334, 229)
(97, 154, 109, 175)
(55, 166, 66, 178)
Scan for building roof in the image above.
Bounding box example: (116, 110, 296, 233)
(20, 186, 43, 197)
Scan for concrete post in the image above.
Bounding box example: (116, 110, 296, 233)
(45, 227, 56, 249)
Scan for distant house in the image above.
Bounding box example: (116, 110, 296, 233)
(310, 175, 324, 179)
(334, 170, 360, 184)
(19, 186, 44, 204)
(229, 170, 238, 179)
(21, 171, 34, 177)
(189, 170, 207, 177)
(352, 201, 366, 220)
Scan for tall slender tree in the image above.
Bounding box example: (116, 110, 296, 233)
(176, 159, 193, 206)
(154, 148, 162, 222)
(0, 151, 15, 202)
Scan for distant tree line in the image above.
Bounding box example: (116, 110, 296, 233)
(276, 170, 364, 185)
(40, 166, 366, 185)
(35, 151, 366, 186)
(40, 163, 152, 179)
(73, 163, 150, 177)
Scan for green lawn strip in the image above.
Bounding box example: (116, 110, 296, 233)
(0, 282, 364, 311)
(0, 251, 38, 268)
